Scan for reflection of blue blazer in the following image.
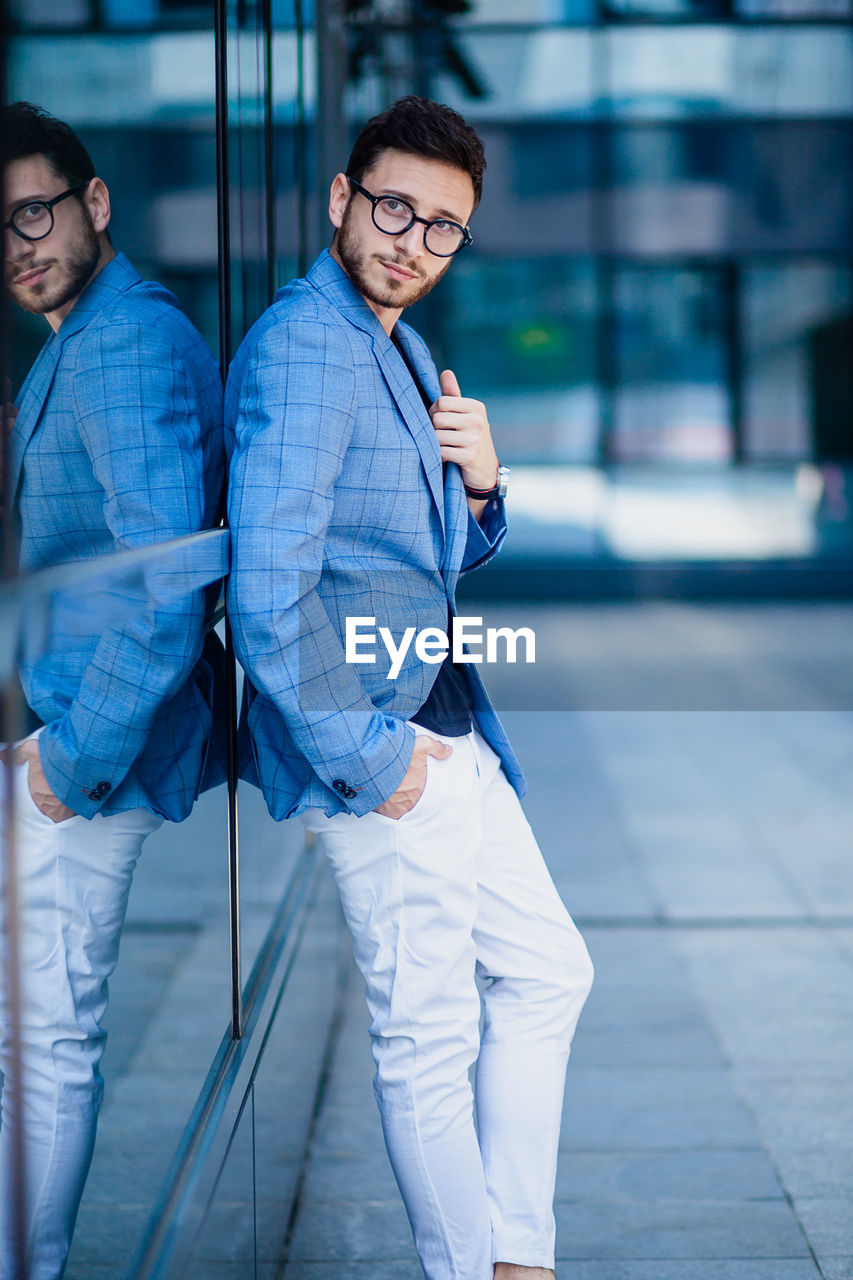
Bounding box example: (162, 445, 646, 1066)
(11, 253, 224, 821)
(226, 249, 524, 820)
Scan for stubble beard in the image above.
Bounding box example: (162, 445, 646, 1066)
(7, 204, 101, 317)
(334, 202, 452, 312)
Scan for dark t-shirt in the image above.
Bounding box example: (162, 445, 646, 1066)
(391, 327, 473, 738)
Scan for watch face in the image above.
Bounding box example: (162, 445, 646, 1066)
(497, 466, 510, 498)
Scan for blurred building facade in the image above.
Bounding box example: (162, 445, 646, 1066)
(7, 0, 852, 467)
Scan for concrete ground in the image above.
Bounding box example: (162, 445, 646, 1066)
(63, 603, 853, 1278)
(281, 604, 853, 1279)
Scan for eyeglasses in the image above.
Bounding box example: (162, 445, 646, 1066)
(3, 183, 89, 242)
(346, 176, 473, 258)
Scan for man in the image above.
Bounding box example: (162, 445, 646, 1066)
(0, 102, 223, 1279)
(226, 96, 593, 1279)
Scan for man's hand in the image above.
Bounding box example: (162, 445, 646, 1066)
(15, 738, 76, 823)
(429, 369, 499, 496)
(374, 735, 453, 820)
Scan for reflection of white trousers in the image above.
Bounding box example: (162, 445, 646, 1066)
(301, 726, 594, 1279)
(0, 759, 161, 1280)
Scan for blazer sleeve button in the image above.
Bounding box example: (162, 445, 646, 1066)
(88, 781, 112, 801)
(332, 779, 348, 795)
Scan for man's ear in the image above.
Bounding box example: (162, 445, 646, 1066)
(85, 177, 111, 235)
(328, 172, 350, 231)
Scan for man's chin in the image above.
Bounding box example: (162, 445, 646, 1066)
(8, 286, 50, 316)
(366, 273, 433, 311)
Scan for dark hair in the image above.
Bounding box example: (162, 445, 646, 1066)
(346, 96, 486, 210)
(2, 101, 96, 188)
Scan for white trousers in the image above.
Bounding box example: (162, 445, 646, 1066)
(0, 757, 161, 1280)
(301, 726, 594, 1279)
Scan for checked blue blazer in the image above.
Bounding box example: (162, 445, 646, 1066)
(226, 249, 524, 820)
(11, 252, 224, 821)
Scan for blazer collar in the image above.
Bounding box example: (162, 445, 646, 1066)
(54, 251, 142, 343)
(306, 250, 446, 534)
(305, 249, 380, 338)
(9, 252, 141, 505)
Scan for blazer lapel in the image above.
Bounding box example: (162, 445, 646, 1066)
(9, 332, 62, 504)
(307, 252, 446, 537)
(441, 457, 470, 579)
(374, 326, 445, 534)
(391, 322, 469, 578)
(8, 253, 140, 505)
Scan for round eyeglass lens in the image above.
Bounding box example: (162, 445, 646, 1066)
(12, 203, 53, 240)
(373, 198, 414, 233)
(424, 222, 465, 255)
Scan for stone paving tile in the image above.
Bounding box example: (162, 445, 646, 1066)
(282, 1264, 424, 1279)
(735, 1071, 853, 1151)
(185, 1198, 293, 1263)
(553, 1198, 812, 1260)
(670, 931, 853, 1074)
(821, 1260, 853, 1280)
(772, 1148, 853, 1200)
(560, 1067, 762, 1150)
(791, 1198, 853, 1258)
(554, 1149, 784, 1201)
(572, 1024, 726, 1069)
(103, 930, 196, 1075)
(545, 1264, 822, 1280)
(65, 1203, 152, 1264)
(66, 1267, 136, 1280)
(311, 1101, 391, 1157)
(499, 711, 655, 921)
(302, 1151, 401, 1202)
(78, 1139, 185, 1205)
(287, 1198, 418, 1262)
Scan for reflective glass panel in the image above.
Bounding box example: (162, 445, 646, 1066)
(426, 256, 601, 463)
(742, 262, 853, 461)
(609, 266, 733, 462)
(3, 13, 228, 1277)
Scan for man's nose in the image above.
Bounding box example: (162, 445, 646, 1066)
(393, 221, 427, 259)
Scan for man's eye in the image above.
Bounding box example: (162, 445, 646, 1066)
(20, 204, 47, 221)
(380, 198, 407, 215)
(431, 220, 455, 235)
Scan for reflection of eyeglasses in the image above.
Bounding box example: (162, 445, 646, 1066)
(3, 183, 89, 242)
(346, 176, 473, 258)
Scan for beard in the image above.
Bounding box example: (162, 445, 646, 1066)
(334, 202, 452, 312)
(7, 205, 101, 317)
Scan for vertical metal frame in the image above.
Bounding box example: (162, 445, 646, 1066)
(214, 0, 243, 1042)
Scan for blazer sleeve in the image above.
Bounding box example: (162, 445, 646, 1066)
(37, 319, 221, 817)
(226, 319, 415, 816)
(461, 496, 507, 574)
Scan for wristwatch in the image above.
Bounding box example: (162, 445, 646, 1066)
(464, 465, 510, 501)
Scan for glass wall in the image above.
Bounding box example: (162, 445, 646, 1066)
(2, 0, 316, 1275)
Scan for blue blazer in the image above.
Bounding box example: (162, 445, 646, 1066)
(11, 253, 224, 821)
(226, 249, 524, 820)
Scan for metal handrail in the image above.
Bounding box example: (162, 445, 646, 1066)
(0, 526, 229, 610)
(0, 528, 231, 682)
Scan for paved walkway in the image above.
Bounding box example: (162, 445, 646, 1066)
(63, 603, 853, 1278)
(280, 604, 853, 1278)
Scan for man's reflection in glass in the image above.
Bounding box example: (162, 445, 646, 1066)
(0, 103, 223, 1280)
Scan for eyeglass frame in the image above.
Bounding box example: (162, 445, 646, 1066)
(345, 175, 473, 257)
(3, 182, 90, 242)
